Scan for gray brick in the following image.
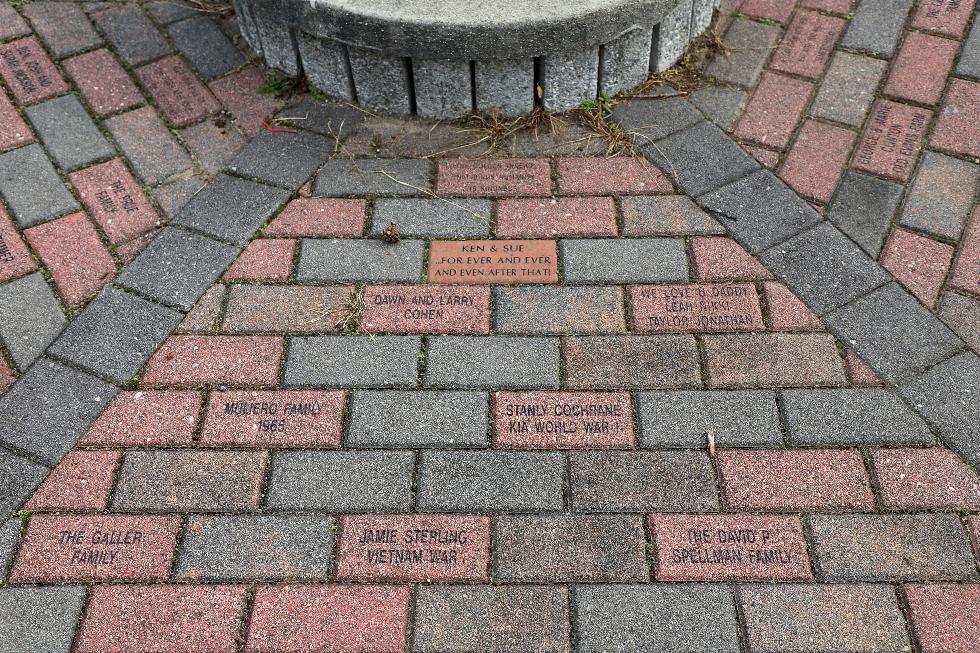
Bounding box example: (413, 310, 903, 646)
(245, 0, 299, 75)
(145, 0, 197, 24)
(782, 389, 933, 446)
(175, 515, 334, 581)
(23, 2, 101, 58)
(296, 239, 424, 283)
(700, 170, 822, 252)
(417, 451, 564, 512)
(493, 515, 648, 582)
(610, 96, 703, 141)
(181, 121, 246, 175)
(348, 48, 413, 114)
(958, 15, 980, 79)
(297, 33, 355, 101)
(0, 144, 78, 227)
(824, 283, 964, 384)
(169, 15, 244, 80)
(275, 99, 363, 140)
(809, 514, 977, 581)
(645, 121, 759, 197)
(425, 336, 560, 389)
(0, 450, 48, 519)
(561, 238, 688, 284)
(494, 286, 626, 335)
(173, 174, 291, 244)
(0, 518, 20, 580)
(0, 3, 30, 41)
(576, 585, 739, 653)
(812, 52, 889, 127)
(117, 228, 239, 311)
(314, 158, 432, 197)
(706, 18, 781, 88)
(599, 27, 652, 97)
(0, 273, 66, 370)
(412, 58, 472, 118)
(939, 293, 980, 354)
(105, 107, 193, 185)
(152, 177, 205, 218)
(840, 0, 914, 57)
(541, 46, 598, 113)
(0, 587, 87, 653)
(413, 586, 570, 653)
(826, 171, 903, 257)
(371, 198, 491, 239)
(265, 450, 414, 512)
(474, 58, 534, 117)
(26, 95, 114, 172)
(347, 390, 488, 448)
(689, 85, 748, 130)
(92, 3, 172, 66)
(0, 358, 116, 465)
(569, 450, 719, 512)
(620, 195, 725, 236)
(652, 0, 693, 71)
(563, 335, 702, 389)
(284, 336, 420, 388)
(226, 130, 333, 191)
(638, 390, 781, 448)
(898, 152, 980, 242)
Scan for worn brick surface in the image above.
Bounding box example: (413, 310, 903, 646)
(0, 86, 33, 153)
(222, 239, 295, 283)
(436, 158, 551, 196)
(371, 198, 490, 239)
(950, 208, 980, 296)
(884, 32, 959, 106)
(494, 390, 634, 448)
(938, 292, 980, 353)
(621, 195, 724, 236)
(707, 18, 782, 89)
(852, 100, 932, 182)
(912, 0, 974, 37)
(905, 583, 980, 653)
(825, 172, 900, 257)
(298, 239, 424, 283)
(734, 72, 813, 149)
(23, 2, 100, 58)
(142, 335, 283, 387)
(105, 106, 192, 185)
(630, 283, 764, 333)
(779, 120, 856, 204)
(812, 51, 888, 127)
(181, 119, 247, 175)
(703, 333, 846, 388)
(737, 0, 794, 22)
(285, 336, 421, 388)
(178, 284, 226, 334)
(0, 206, 36, 283)
(0, 4, 30, 41)
(871, 448, 980, 510)
(25, 212, 116, 306)
(691, 237, 772, 281)
(70, 159, 158, 244)
(200, 389, 344, 448)
(362, 284, 490, 335)
(0, 36, 67, 104)
(771, 11, 845, 79)
(764, 282, 823, 331)
(315, 159, 432, 197)
(63, 48, 143, 117)
(80, 390, 201, 447)
(931, 79, 980, 158)
(24, 450, 120, 511)
(222, 284, 349, 335)
(209, 67, 280, 137)
(563, 334, 701, 389)
(497, 197, 617, 238)
(555, 156, 671, 195)
(494, 286, 625, 335)
(881, 228, 954, 309)
(264, 198, 365, 237)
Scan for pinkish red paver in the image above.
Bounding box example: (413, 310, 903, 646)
(970, 516, 980, 560)
(949, 207, 980, 296)
(800, 0, 851, 13)
(263, 198, 366, 237)
(10, 515, 180, 583)
(25, 450, 121, 511)
(870, 448, 980, 511)
(0, 206, 36, 283)
(24, 212, 116, 306)
(738, 0, 796, 22)
(246, 585, 409, 653)
(141, 336, 284, 387)
(429, 240, 558, 285)
(844, 349, 884, 386)
(336, 514, 491, 581)
(913, 0, 976, 39)
(880, 228, 954, 309)
(764, 282, 824, 331)
(493, 391, 635, 448)
(744, 145, 780, 169)
(691, 237, 773, 281)
(0, 36, 67, 104)
(496, 197, 618, 238)
(733, 72, 814, 150)
(629, 283, 764, 333)
(222, 239, 296, 282)
(650, 514, 813, 581)
(555, 156, 671, 195)
(136, 55, 220, 128)
(199, 389, 345, 448)
(770, 11, 846, 80)
(0, 86, 33, 152)
(904, 584, 980, 653)
(62, 48, 143, 117)
(436, 159, 552, 197)
(69, 159, 159, 244)
(852, 100, 932, 182)
(361, 284, 490, 334)
(209, 67, 281, 138)
(0, 358, 14, 394)
(883, 32, 959, 106)
(80, 390, 202, 447)
(779, 120, 856, 204)
(717, 449, 875, 511)
(76, 585, 248, 653)
(930, 79, 980, 159)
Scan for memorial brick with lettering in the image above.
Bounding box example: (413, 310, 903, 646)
(199, 389, 345, 448)
(0, 36, 68, 104)
(136, 55, 220, 127)
(494, 391, 635, 448)
(10, 515, 180, 582)
(0, 206, 36, 282)
(428, 240, 558, 284)
(70, 159, 159, 243)
(629, 283, 764, 333)
(650, 514, 813, 581)
(336, 514, 490, 581)
(436, 159, 552, 197)
(852, 100, 932, 182)
(361, 284, 490, 334)
(770, 10, 845, 79)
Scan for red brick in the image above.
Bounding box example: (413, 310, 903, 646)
(703, 333, 847, 387)
(11, 515, 180, 583)
(336, 514, 491, 581)
(691, 237, 773, 281)
(884, 32, 958, 106)
(650, 513, 813, 581)
(852, 100, 931, 182)
(970, 516, 980, 560)
(764, 281, 824, 331)
(0, 86, 33, 152)
(844, 349, 883, 386)
(870, 448, 980, 510)
(25, 213, 116, 306)
(717, 449, 874, 511)
(0, 36, 68, 104)
(738, 0, 796, 23)
(80, 390, 202, 446)
(436, 159, 552, 197)
(493, 391, 635, 448)
(913, 0, 975, 38)
(63, 48, 143, 117)
(70, 159, 159, 244)
(179, 285, 226, 334)
(263, 198, 366, 237)
(496, 197, 617, 238)
(25, 450, 121, 511)
(77, 585, 247, 653)
(199, 389, 345, 448)
(904, 584, 980, 653)
(136, 55, 220, 127)
(733, 72, 813, 150)
(209, 67, 281, 138)
(141, 336, 284, 387)
(361, 284, 490, 334)
(779, 120, 855, 204)
(0, 357, 14, 394)
(429, 239, 558, 284)
(949, 208, 980, 297)
(630, 283, 764, 333)
(880, 228, 954, 309)
(114, 228, 157, 264)
(930, 79, 980, 159)
(0, 205, 36, 283)
(799, 0, 850, 13)
(744, 145, 780, 169)
(246, 585, 408, 653)
(555, 156, 671, 195)
(298, 178, 314, 197)
(222, 239, 295, 282)
(770, 11, 845, 79)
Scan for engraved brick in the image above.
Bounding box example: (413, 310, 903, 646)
(0, 36, 67, 104)
(222, 239, 295, 283)
(264, 198, 365, 237)
(691, 237, 772, 281)
(222, 285, 350, 335)
(881, 229, 954, 309)
(737, 0, 794, 22)
(428, 240, 557, 285)
(141, 336, 283, 387)
(436, 159, 551, 197)
(703, 333, 846, 387)
(79, 390, 201, 447)
(931, 79, 980, 159)
(136, 55, 219, 127)
(362, 284, 490, 334)
(493, 391, 635, 448)
(884, 32, 959, 106)
(555, 156, 671, 195)
(905, 584, 980, 653)
(870, 448, 980, 511)
(24, 450, 120, 511)
(24, 212, 116, 306)
(913, 0, 974, 37)
(0, 206, 36, 283)
(629, 283, 764, 334)
(733, 72, 814, 150)
(69, 159, 158, 244)
(199, 389, 344, 448)
(63, 48, 142, 118)
(496, 197, 617, 238)
(0, 86, 33, 152)
(770, 11, 846, 80)
(852, 100, 931, 182)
